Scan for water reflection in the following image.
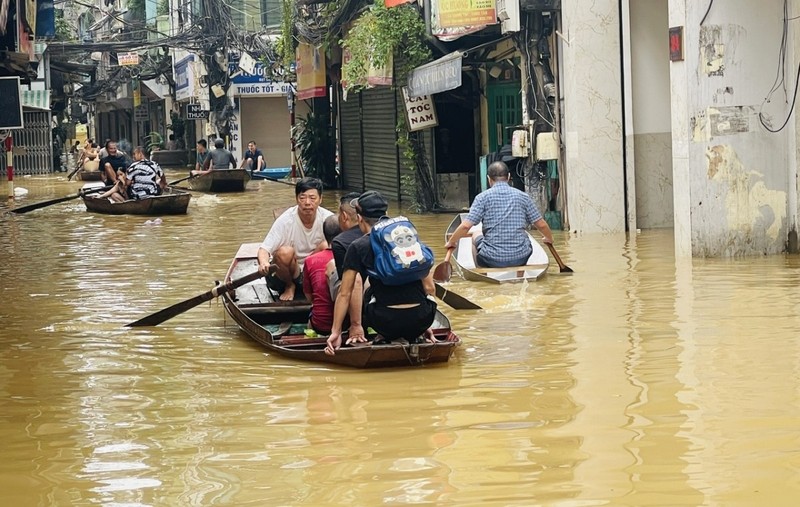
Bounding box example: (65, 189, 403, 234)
(2, 176, 800, 505)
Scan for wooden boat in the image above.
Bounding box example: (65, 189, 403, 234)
(445, 213, 549, 283)
(251, 167, 291, 181)
(187, 168, 251, 192)
(81, 183, 191, 215)
(75, 169, 104, 181)
(221, 243, 461, 368)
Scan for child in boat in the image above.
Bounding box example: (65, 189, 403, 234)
(302, 216, 341, 335)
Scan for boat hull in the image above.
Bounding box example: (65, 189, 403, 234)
(251, 167, 291, 180)
(188, 169, 250, 192)
(82, 187, 191, 215)
(445, 213, 549, 283)
(222, 243, 460, 368)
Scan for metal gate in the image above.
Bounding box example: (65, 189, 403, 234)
(339, 92, 364, 192)
(362, 86, 399, 200)
(12, 110, 54, 175)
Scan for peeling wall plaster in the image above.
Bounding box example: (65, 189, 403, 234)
(705, 144, 786, 242)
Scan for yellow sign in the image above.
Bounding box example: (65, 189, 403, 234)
(296, 43, 327, 100)
(132, 80, 141, 107)
(438, 0, 497, 29)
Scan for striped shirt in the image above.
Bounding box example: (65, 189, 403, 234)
(126, 160, 164, 200)
(465, 181, 542, 264)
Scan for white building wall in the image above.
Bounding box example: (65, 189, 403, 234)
(629, 0, 674, 230)
(561, 0, 626, 234)
(671, 0, 791, 257)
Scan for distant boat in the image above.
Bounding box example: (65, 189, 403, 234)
(251, 167, 291, 181)
(187, 168, 251, 192)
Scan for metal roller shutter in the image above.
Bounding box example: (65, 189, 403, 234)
(361, 86, 399, 200)
(339, 92, 364, 192)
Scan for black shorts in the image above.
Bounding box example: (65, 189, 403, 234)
(364, 295, 437, 341)
(266, 271, 305, 300)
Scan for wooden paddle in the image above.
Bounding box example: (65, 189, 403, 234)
(546, 243, 574, 274)
(435, 282, 481, 310)
(11, 184, 113, 214)
(126, 268, 272, 327)
(433, 247, 454, 283)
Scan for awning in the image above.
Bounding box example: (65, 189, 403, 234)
(22, 89, 50, 110)
(141, 79, 167, 100)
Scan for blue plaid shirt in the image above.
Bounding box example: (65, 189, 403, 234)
(465, 181, 542, 263)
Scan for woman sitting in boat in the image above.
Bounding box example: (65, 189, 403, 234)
(93, 146, 165, 202)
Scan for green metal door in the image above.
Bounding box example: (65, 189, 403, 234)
(487, 82, 522, 152)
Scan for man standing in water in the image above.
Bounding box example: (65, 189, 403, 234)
(256, 178, 334, 300)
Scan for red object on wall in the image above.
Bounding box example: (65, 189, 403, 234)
(669, 26, 684, 62)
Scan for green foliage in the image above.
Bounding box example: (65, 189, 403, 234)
(54, 9, 76, 41)
(296, 111, 336, 187)
(128, 0, 146, 20)
(157, 0, 169, 16)
(340, 1, 431, 92)
(166, 111, 185, 139)
(276, 0, 295, 69)
(144, 131, 164, 152)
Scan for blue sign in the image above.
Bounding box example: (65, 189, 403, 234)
(228, 53, 270, 84)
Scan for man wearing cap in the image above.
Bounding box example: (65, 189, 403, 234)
(257, 177, 334, 300)
(444, 160, 554, 268)
(325, 190, 438, 355)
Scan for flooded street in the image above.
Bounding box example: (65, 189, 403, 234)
(1, 173, 799, 506)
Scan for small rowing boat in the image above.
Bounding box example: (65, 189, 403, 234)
(81, 183, 191, 215)
(221, 243, 461, 368)
(75, 169, 104, 181)
(187, 168, 251, 192)
(445, 213, 549, 283)
(251, 167, 291, 181)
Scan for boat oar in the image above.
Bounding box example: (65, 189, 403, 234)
(11, 184, 113, 214)
(67, 165, 81, 181)
(546, 243, 574, 274)
(435, 282, 481, 310)
(126, 268, 271, 327)
(433, 247, 454, 283)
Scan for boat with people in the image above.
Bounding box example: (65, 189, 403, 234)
(444, 213, 549, 283)
(80, 182, 191, 215)
(251, 167, 291, 181)
(221, 243, 461, 368)
(187, 168, 251, 192)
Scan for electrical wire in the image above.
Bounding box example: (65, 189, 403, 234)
(759, 0, 796, 132)
(700, 0, 714, 25)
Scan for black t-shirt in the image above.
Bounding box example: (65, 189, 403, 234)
(342, 233, 429, 306)
(244, 149, 263, 161)
(332, 225, 364, 279)
(101, 154, 127, 172)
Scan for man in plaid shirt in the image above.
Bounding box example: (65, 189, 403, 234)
(445, 161, 554, 268)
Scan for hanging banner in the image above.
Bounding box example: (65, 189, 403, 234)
(385, 0, 413, 6)
(132, 80, 141, 107)
(437, 0, 497, 29)
(296, 42, 326, 100)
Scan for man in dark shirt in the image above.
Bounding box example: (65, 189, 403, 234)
(100, 141, 128, 184)
(331, 192, 364, 279)
(240, 141, 265, 172)
(325, 191, 440, 356)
